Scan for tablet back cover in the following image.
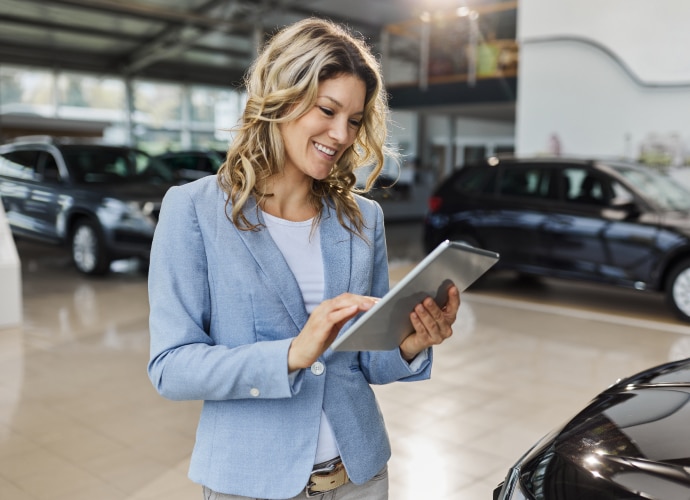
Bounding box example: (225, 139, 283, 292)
(331, 240, 499, 352)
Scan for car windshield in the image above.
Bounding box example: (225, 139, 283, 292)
(61, 145, 174, 185)
(609, 164, 690, 211)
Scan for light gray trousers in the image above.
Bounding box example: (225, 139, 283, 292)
(202, 466, 388, 500)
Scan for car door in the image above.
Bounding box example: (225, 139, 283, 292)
(541, 167, 659, 286)
(28, 151, 66, 241)
(0, 148, 41, 237)
(477, 164, 555, 270)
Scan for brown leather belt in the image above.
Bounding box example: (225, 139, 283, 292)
(306, 457, 349, 497)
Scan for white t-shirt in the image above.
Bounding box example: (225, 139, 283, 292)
(262, 211, 340, 464)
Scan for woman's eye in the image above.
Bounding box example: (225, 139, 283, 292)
(319, 106, 334, 116)
(349, 119, 362, 128)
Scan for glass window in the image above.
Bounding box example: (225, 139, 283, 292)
(190, 88, 245, 145)
(447, 166, 496, 196)
(191, 131, 230, 152)
(563, 168, 616, 206)
(0, 66, 55, 114)
(190, 86, 236, 123)
(133, 81, 183, 127)
(611, 164, 690, 211)
(135, 129, 183, 156)
(498, 166, 550, 198)
(57, 72, 126, 110)
(37, 152, 61, 183)
(60, 145, 173, 184)
(0, 150, 39, 179)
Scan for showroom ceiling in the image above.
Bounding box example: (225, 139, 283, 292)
(0, 0, 505, 87)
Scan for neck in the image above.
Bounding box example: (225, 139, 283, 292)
(260, 175, 318, 222)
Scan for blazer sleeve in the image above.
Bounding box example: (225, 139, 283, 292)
(355, 198, 433, 384)
(147, 185, 300, 401)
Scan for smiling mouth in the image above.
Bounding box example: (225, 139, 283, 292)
(314, 142, 337, 157)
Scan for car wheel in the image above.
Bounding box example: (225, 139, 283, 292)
(667, 259, 690, 322)
(71, 219, 110, 275)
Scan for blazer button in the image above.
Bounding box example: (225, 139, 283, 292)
(250, 388, 260, 397)
(310, 361, 325, 376)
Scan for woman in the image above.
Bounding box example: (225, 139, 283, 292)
(147, 17, 459, 500)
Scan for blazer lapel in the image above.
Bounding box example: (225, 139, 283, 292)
(232, 198, 353, 330)
(320, 203, 353, 299)
(235, 198, 309, 331)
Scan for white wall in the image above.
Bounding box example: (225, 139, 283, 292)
(516, 0, 690, 163)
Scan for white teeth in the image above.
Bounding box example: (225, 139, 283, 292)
(315, 143, 336, 156)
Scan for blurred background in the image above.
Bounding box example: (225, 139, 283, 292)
(2, 1, 690, 499)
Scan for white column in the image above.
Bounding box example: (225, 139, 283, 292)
(0, 203, 22, 328)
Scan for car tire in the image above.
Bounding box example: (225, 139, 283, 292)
(70, 219, 110, 275)
(666, 258, 690, 322)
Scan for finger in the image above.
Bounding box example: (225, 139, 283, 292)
(444, 286, 461, 314)
(329, 294, 377, 312)
(414, 302, 441, 338)
(328, 304, 359, 327)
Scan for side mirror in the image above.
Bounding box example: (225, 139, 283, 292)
(604, 197, 639, 219)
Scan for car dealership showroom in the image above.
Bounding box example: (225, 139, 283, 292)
(2, 1, 690, 499)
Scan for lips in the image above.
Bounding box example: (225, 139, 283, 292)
(314, 142, 337, 157)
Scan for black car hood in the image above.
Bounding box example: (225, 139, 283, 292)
(518, 358, 690, 499)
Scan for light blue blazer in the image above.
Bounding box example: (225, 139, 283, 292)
(147, 175, 432, 499)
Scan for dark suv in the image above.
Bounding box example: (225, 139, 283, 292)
(153, 149, 223, 184)
(0, 136, 174, 275)
(424, 156, 690, 322)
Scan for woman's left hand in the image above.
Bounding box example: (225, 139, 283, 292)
(399, 285, 460, 362)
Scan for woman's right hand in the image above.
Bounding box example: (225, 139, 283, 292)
(287, 293, 377, 371)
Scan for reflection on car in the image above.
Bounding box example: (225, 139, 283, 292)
(424, 156, 690, 322)
(494, 357, 690, 500)
(154, 150, 223, 184)
(0, 136, 174, 275)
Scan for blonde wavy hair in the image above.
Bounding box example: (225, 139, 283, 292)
(217, 17, 392, 237)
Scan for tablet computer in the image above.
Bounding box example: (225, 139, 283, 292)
(331, 240, 499, 352)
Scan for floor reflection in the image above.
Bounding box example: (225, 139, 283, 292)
(1, 237, 689, 499)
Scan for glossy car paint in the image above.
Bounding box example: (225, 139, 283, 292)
(494, 358, 690, 500)
(0, 139, 173, 274)
(424, 157, 690, 320)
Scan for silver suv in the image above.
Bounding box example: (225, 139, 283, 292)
(0, 136, 174, 275)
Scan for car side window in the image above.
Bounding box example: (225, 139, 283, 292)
(498, 166, 552, 199)
(0, 150, 40, 180)
(611, 181, 634, 204)
(37, 152, 62, 183)
(564, 168, 614, 205)
(447, 166, 496, 195)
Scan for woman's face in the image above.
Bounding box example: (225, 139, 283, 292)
(279, 74, 366, 181)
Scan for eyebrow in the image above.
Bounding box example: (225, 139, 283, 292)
(319, 95, 364, 116)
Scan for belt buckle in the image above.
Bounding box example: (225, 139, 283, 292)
(305, 485, 321, 498)
(306, 458, 346, 497)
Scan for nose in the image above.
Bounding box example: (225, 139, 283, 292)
(328, 117, 350, 145)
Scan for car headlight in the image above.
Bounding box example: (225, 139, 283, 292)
(100, 198, 155, 226)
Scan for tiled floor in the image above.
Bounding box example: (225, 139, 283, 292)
(2, 236, 690, 499)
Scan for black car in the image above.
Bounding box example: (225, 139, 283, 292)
(0, 136, 174, 275)
(494, 357, 690, 500)
(154, 149, 223, 184)
(424, 156, 690, 322)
